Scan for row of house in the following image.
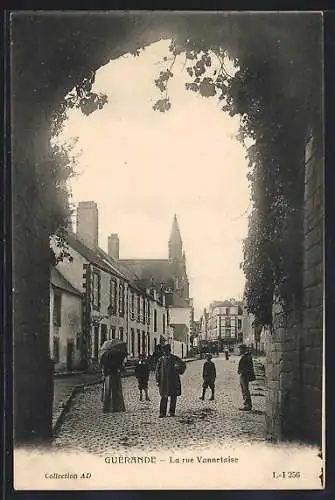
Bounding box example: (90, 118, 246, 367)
(49, 201, 192, 372)
(196, 299, 243, 349)
(193, 297, 269, 354)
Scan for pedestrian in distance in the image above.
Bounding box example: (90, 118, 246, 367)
(135, 354, 151, 402)
(200, 353, 216, 401)
(237, 344, 256, 411)
(224, 346, 229, 360)
(155, 343, 186, 418)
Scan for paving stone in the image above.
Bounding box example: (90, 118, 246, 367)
(53, 355, 265, 454)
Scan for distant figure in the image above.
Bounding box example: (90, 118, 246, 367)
(155, 344, 186, 418)
(135, 354, 151, 401)
(200, 353, 216, 401)
(224, 347, 229, 360)
(237, 344, 256, 411)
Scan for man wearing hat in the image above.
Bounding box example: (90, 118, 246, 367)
(200, 353, 216, 401)
(155, 344, 186, 417)
(237, 344, 256, 411)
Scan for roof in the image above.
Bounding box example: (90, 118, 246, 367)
(210, 300, 243, 308)
(119, 259, 175, 287)
(169, 214, 182, 242)
(51, 267, 82, 297)
(64, 232, 162, 300)
(66, 232, 126, 280)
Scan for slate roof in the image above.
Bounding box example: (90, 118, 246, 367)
(66, 232, 126, 280)
(64, 232, 157, 299)
(119, 259, 175, 287)
(51, 267, 82, 297)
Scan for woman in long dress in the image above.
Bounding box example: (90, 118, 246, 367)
(100, 340, 127, 413)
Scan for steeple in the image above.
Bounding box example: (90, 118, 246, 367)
(168, 214, 183, 261)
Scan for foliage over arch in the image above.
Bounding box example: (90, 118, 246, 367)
(149, 24, 321, 324)
(47, 14, 322, 324)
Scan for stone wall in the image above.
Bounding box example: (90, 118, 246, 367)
(301, 134, 323, 444)
(265, 133, 323, 445)
(265, 305, 303, 442)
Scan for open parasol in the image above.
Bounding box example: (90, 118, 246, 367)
(99, 339, 128, 363)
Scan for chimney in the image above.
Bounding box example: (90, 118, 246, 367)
(108, 234, 119, 260)
(76, 201, 99, 249)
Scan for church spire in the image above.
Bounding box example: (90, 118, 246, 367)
(168, 214, 183, 261)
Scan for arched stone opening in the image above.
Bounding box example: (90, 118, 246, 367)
(10, 12, 323, 444)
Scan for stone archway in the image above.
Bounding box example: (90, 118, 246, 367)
(10, 11, 323, 443)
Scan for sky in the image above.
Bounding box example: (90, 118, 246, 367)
(56, 39, 251, 319)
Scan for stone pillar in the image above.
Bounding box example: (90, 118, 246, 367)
(12, 104, 54, 442)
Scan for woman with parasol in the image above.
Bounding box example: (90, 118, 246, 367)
(99, 339, 127, 413)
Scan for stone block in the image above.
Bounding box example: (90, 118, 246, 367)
(304, 243, 323, 268)
(303, 365, 322, 388)
(304, 306, 323, 331)
(279, 371, 293, 390)
(279, 359, 294, 373)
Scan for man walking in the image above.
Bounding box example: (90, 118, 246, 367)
(135, 354, 151, 401)
(200, 353, 216, 401)
(237, 344, 256, 411)
(155, 344, 186, 418)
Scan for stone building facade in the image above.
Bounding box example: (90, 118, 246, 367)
(51, 202, 172, 369)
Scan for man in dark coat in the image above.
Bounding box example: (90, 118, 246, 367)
(155, 344, 186, 418)
(237, 344, 256, 411)
(200, 353, 216, 401)
(135, 354, 151, 401)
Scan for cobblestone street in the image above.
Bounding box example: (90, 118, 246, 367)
(53, 355, 266, 455)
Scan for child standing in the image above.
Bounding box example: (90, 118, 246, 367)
(135, 354, 151, 401)
(200, 353, 216, 401)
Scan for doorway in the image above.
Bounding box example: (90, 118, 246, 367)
(67, 340, 74, 371)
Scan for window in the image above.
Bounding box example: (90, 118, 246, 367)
(163, 314, 166, 335)
(131, 328, 135, 357)
(238, 319, 242, 330)
(92, 271, 101, 311)
(93, 326, 99, 358)
(119, 327, 124, 341)
(142, 331, 146, 355)
(53, 290, 62, 327)
(142, 297, 146, 324)
(225, 328, 230, 337)
(101, 324, 107, 345)
(225, 317, 231, 327)
(130, 293, 135, 319)
(147, 333, 150, 356)
(137, 329, 141, 357)
(119, 282, 125, 317)
(109, 278, 117, 315)
(147, 302, 151, 325)
(226, 308, 229, 315)
(53, 337, 60, 363)
(167, 308, 169, 325)
(137, 296, 141, 321)
(154, 309, 157, 332)
(111, 327, 116, 340)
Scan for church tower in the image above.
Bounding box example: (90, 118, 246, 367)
(168, 215, 190, 301)
(168, 214, 183, 262)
